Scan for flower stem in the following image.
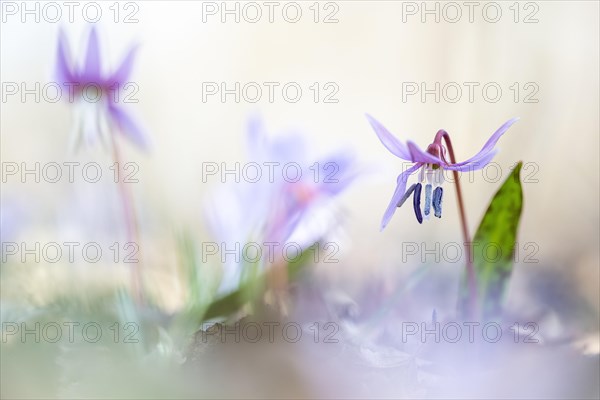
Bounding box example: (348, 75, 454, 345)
(440, 132, 477, 318)
(111, 135, 144, 306)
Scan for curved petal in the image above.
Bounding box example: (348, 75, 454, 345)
(478, 117, 519, 155)
(450, 117, 519, 167)
(366, 114, 411, 160)
(445, 150, 498, 172)
(81, 26, 102, 82)
(108, 104, 150, 150)
(381, 163, 422, 231)
(55, 29, 75, 84)
(108, 45, 139, 85)
(407, 141, 444, 164)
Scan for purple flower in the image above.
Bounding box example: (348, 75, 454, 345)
(55, 26, 148, 149)
(206, 117, 358, 294)
(366, 115, 518, 230)
(246, 117, 358, 245)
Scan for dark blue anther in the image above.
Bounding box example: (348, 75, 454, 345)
(413, 183, 423, 224)
(433, 186, 443, 218)
(397, 183, 417, 208)
(424, 184, 432, 216)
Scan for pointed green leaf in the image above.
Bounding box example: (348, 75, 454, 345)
(460, 162, 524, 320)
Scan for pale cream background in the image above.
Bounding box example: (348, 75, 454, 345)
(1, 1, 598, 309)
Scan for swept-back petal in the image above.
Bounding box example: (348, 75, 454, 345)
(55, 29, 75, 84)
(450, 117, 518, 167)
(82, 26, 102, 82)
(478, 117, 519, 155)
(108, 104, 149, 150)
(381, 163, 422, 230)
(406, 141, 443, 164)
(366, 114, 412, 160)
(445, 149, 498, 172)
(108, 45, 139, 85)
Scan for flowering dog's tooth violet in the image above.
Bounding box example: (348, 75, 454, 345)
(55, 27, 148, 149)
(366, 114, 518, 229)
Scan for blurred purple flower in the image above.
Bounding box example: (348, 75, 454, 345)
(366, 115, 518, 229)
(246, 117, 357, 244)
(206, 117, 358, 294)
(55, 26, 148, 149)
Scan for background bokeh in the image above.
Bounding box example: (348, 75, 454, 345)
(2, 1, 599, 398)
(1, 0, 598, 340)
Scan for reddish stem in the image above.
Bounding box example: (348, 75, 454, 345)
(111, 135, 144, 305)
(437, 130, 477, 318)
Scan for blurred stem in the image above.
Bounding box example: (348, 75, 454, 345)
(266, 259, 290, 315)
(111, 134, 144, 306)
(440, 132, 477, 318)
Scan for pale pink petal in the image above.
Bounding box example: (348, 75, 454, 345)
(366, 114, 412, 161)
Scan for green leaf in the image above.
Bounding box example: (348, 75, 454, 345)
(201, 243, 318, 321)
(459, 162, 524, 320)
(287, 243, 319, 280)
(201, 280, 261, 321)
(176, 229, 220, 312)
